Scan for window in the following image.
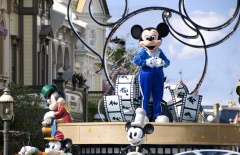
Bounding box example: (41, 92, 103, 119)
(89, 29, 96, 46)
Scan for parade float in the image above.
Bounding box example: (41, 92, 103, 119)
(18, 0, 240, 154)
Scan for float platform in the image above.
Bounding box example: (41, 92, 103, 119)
(58, 122, 240, 154)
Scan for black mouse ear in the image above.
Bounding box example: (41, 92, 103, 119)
(131, 25, 143, 39)
(143, 124, 154, 134)
(63, 138, 72, 149)
(157, 23, 169, 38)
(125, 122, 132, 131)
(57, 90, 66, 100)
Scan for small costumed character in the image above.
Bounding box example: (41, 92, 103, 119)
(41, 85, 73, 127)
(131, 23, 170, 121)
(120, 108, 154, 155)
(18, 127, 72, 155)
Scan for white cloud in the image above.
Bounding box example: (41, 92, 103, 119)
(169, 10, 226, 60)
(177, 46, 202, 60)
(191, 11, 226, 27)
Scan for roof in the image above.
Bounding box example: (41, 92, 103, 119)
(50, 9, 66, 32)
(76, 0, 110, 16)
(101, 0, 110, 16)
(220, 109, 239, 123)
(39, 25, 53, 38)
(201, 105, 229, 109)
(110, 37, 126, 45)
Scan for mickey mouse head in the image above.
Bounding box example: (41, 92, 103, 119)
(124, 108, 154, 146)
(125, 122, 154, 146)
(131, 23, 169, 52)
(44, 130, 72, 154)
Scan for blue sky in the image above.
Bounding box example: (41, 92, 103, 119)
(105, 0, 240, 106)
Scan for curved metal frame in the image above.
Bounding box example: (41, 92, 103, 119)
(67, 0, 240, 94)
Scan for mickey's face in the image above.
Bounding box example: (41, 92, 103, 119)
(127, 127, 145, 146)
(125, 122, 154, 147)
(131, 23, 169, 52)
(139, 29, 162, 52)
(45, 141, 63, 155)
(48, 91, 65, 111)
(48, 95, 58, 111)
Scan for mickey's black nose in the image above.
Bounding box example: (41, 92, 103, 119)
(129, 132, 132, 139)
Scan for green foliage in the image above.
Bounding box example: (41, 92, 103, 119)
(87, 101, 98, 122)
(0, 83, 45, 154)
(87, 101, 106, 122)
(110, 47, 126, 65)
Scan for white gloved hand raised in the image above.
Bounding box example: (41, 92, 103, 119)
(146, 57, 155, 68)
(18, 146, 35, 155)
(153, 57, 165, 68)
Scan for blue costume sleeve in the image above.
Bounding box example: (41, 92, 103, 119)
(160, 50, 170, 68)
(134, 49, 147, 66)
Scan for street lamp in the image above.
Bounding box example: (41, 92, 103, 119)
(53, 67, 65, 92)
(0, 87, 14, 155)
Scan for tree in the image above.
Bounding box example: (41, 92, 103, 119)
(107, 37, 139, 76)
(0, 83, 46, 154)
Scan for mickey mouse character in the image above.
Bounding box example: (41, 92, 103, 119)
(120, 108, 154, 155)
(18, 130, 72, 155)
(131, 23, 170, 121)
(41, 85, 73, 126)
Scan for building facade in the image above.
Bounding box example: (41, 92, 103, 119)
(73, 0, 110, 91)
(6, 0, 55, 87)
(0, 0, 11, 88)
(1, 0, 110, 92)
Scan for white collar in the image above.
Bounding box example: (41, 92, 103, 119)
(147, 48, 160, 57)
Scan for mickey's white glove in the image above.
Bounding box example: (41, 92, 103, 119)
(153, 57, 165, 68)
(43, 111, 55, 120)
(146, 57, 155, 68)
(18, 146, 35, 155)
(42, 118, 53, 126)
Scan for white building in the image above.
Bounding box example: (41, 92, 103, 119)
(51, 0, 111, 91)
(73, 0, 111, 91)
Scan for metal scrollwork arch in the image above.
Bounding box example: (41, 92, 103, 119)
(67, 0, 240, 94)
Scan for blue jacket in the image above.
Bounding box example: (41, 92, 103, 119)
(134, 48, 170, 68)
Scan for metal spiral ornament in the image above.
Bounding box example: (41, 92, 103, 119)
(67, 0, 240, 95)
